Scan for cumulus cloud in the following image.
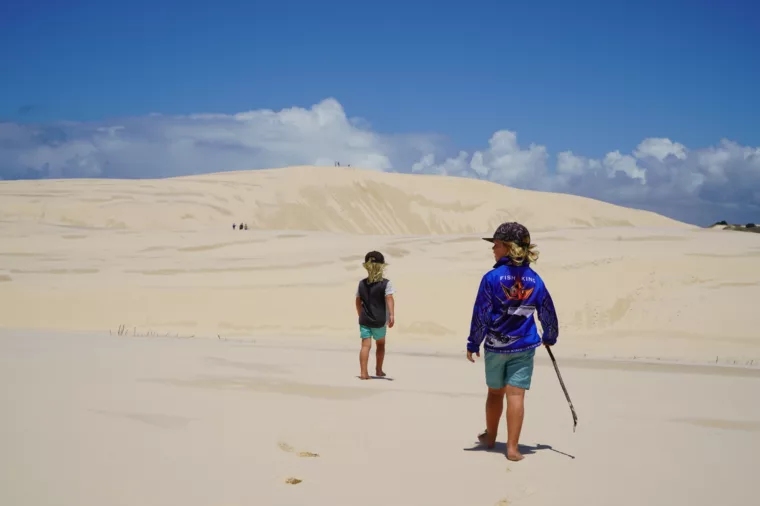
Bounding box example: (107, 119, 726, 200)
(0, 98, 434, 179)
(411, 131, 759, 225)
(634, 138, 687, 161)
(412, 131, 550, 187)
(1, 98, 758, 224)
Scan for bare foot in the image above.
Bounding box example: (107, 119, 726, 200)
(478, 430, 496, 449)
(506, 447, 524, 461)
(375, 370, 386, 377)
(359, 374, 371, 380)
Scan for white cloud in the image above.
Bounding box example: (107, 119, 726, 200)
(476, 131, 550, 186)
(556, 151, 595, 177)
(602, 151, 647, 183)
(634, 138, 687, 161)
(410, 130, 550, 187)
(0, 98, 758, 224)
(409, 130, 759, 224)
(412, 150, 469, 176)
(0, 98, 419, 179)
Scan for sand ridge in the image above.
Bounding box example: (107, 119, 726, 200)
(0, 166, 758, 363)
(0, 165, 690, 233)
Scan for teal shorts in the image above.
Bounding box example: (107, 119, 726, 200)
(484, 348, 536, 390)
(360, 325, 387, 340)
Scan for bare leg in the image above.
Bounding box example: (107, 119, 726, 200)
(359, 338, 372, 380)
(478, 387, 505, 448)
(505, 385, 526, 461)
(375, 337, 386, 376)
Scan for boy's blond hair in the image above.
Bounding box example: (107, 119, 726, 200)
(503, 240, 540, 265)
(362, 250, 387, 283)
(363, 261, 386, 283)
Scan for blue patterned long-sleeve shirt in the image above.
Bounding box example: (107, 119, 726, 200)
(467, 257, 559, 354)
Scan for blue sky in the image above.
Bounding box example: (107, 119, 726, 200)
(1, 0, 759, 224)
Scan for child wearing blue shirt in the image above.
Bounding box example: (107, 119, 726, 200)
(466, 222, 559, 461)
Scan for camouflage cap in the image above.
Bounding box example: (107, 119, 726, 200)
(482, 222, 531, 246)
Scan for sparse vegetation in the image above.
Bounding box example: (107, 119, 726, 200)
(707, 220, 760, 234)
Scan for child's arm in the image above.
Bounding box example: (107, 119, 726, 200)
(537, 281, 559, 346)
(385, 294, 395, 328)
(355, 296, 362, 317)
(466, 275, 493, 360)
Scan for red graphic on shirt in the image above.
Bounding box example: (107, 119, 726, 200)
(501, 277, 534, 301)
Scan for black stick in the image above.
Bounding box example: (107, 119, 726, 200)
(546, 346, 578, 432)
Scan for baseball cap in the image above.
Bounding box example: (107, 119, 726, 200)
(482, 222, 531, 246)
(364, 251, 385, 264)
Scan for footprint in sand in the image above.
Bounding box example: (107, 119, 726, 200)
(278, 441, 295, 453)
(279, 442, 319, 486)
(278, 441, 319, 458)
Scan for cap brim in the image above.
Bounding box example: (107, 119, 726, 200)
(482, 237, 496, 243)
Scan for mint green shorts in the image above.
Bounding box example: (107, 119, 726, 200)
(484, 348, 536, 390)
(360, 325, 387, 340)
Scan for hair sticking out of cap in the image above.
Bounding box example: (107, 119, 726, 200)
(483, 222, 539, 265)
(363, 261, 385, 282)
(363, 250, 386, 283)
(505, 241, 540, 265)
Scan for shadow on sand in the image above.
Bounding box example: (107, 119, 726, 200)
(463, 441, 575, 459)
(355, 375, 395, 381)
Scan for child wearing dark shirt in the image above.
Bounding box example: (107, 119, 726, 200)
(355, 251, 396, 380)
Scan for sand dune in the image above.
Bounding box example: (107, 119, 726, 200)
(1, 222, 758, 365)
(1, 165, 760, 505)
(0, 165, 758, 366)
(0, 165, 689, 233)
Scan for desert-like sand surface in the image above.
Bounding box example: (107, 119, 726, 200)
(1, 165, 759, 365)
(2, 330, 759, 506)
(1, 165, 759, 505)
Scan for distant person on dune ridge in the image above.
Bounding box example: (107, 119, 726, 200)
(355, 251, 396, 380)
(466, 222, 559, 462)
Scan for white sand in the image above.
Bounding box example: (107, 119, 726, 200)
(1, 165, 758, 365)
(1, 329, 759, 506)
(1, 165, 759, 505)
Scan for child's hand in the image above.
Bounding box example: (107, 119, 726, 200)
(388, 314, 395, 328)
(467, 351, 480, 362)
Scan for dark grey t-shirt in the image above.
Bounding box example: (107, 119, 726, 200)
(356, 278, 395, 328)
